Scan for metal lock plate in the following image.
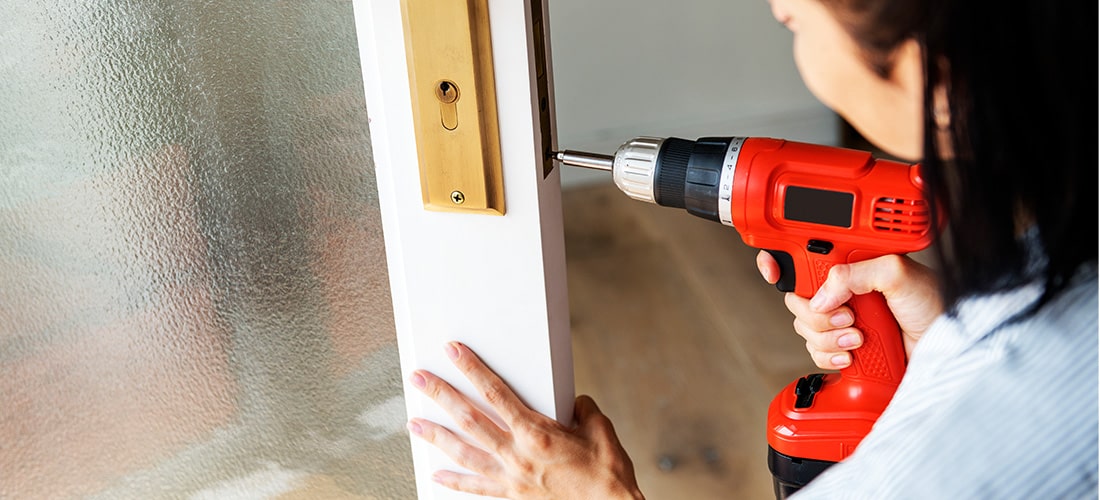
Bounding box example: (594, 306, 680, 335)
(401, 0, 505, 215)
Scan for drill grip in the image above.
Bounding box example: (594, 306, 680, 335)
(768, 248, 907, 385)
(842, 291, 906, 386)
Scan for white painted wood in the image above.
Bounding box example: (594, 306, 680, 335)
(353, 1, 572, 498)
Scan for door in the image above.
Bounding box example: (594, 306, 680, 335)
(353, 0, 574, 498)
(0, 1, 569, 498)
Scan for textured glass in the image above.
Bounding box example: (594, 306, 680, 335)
(0, 1, 413, 498)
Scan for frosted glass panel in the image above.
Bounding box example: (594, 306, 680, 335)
(0, 1, 413, 498)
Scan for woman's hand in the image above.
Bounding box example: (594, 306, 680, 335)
(756, 251, 942, 369)
(407, 341, 644, 500)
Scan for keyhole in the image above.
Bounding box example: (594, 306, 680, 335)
(436, 80, 459, 103)
(435, 80, 460, 130)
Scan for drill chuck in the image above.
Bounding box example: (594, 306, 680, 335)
(555, 136, 747, 227)
(610, 137, 663, 204)
(555, 137, 664, 204)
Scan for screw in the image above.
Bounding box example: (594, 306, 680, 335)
(450, 190, 465, 204)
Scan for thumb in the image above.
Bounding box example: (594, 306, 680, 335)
(809, 255, 904, 312)
(574, 395, 619, 442)
(574, 394, 603, 424)
(809, 263, 856, 312)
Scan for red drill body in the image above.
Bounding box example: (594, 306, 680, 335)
(556, 136, 938, 493)
(730, 138, 933, 460)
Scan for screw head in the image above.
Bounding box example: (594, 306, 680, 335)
(450, 190, 465, 204)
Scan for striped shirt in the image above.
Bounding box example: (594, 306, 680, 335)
(794, 261, 1099, 499)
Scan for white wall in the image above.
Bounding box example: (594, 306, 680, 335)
(547, 0, 839, 188)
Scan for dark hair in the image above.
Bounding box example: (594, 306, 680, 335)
(824, 0, 1097, 311)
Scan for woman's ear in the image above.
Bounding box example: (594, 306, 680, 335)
(931, 56, 955, 160)
(888, 38, 926, 158)
(890, 39, 924, 99)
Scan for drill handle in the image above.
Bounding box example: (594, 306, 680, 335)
(765, 248, 907, 387)
(841, 291, 907, 386)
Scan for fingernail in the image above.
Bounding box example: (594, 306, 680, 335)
(830, 312, 852, 327)
(762, 267, 776, 284)
(445, 343, 459, 360)
(837, 333, 860, 348)
(410, 372, 426, 389)
(406, 420, 422, 436)
(831, 354, 850, 367)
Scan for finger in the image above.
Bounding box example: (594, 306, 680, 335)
(574, 394, 601, 422)
(445, 342, 538, 428)
(810, 264, 857, 312)
(408, 418, 502, 477)
(792, 318, 863, 353)
(811, 255, 914, 313)
(847, 254, 911, 297)
(431, 470, 507, 498)
(411, 370, 510, 453)
(785, 293, 854, 332)
(858, 255, 943, 331)
(756, 250, 780, 284)
(574, 395, 617, 440)
(806, 344, 852, 370)
(574, 395, 632, 463)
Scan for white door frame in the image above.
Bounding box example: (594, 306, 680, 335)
(353, 1, 572, 498)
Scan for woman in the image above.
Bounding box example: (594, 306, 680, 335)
(405, 0, 1098, 497)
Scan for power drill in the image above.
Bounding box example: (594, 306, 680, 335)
(553, 136, 936, 499)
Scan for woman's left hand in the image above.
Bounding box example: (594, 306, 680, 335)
(407, 341, 644, 500)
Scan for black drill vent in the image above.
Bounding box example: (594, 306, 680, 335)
(872, 197, 930, 234)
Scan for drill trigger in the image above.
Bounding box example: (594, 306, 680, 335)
(765, 249, 796, 293)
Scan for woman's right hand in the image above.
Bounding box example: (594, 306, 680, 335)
(756, 251, 943, 370)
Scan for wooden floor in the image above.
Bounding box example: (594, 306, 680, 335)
(562, 182, 819, 500)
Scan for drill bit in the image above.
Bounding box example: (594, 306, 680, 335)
(552, 150, 614, 171)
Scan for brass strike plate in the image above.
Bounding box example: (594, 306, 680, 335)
(531, 0, 555, 178)
(401, 0, 505, 215)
